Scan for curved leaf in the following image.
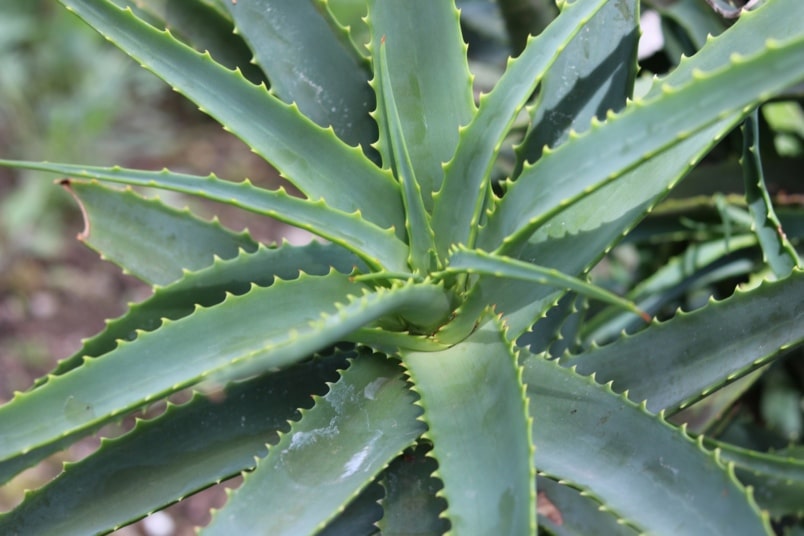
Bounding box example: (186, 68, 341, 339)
(515, 0, 639, 171)
(57, 0, 405, 234)
(0, 163, 409, 272)
(402, 315, 535, 535)
(63, 179, 258, 286)
(562, 269, 804, 413)
(368, 0, 474, 208)
(373, 37, 436, 273)
(0, 352, 349, 535)
(523, 352, 772, 534)
(202, 353, 424, 535)
(0, 276, 449, 470)
(711, 439, 804, 518)
(431, 0, 609, 255)
(224, 0, 376, 148)
(742, 109, 801, 278)
(43, 241, 362, 383)
(482, 17, 804, 253)
(0, 243, 363, 485)
(580, 234, 758, 344)
(443, 247, 648, 321)
(466, 0, 804, 338)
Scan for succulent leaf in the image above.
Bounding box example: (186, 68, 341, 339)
(0, 276, 444, 465)
(561, 269, 804, 413)
(57, 0, 406, 234)
(0, 0, 801, 532)
(444, 247, 649, 322)
(368, 0, 474, 209)
(483, 14, 804, 253)
(62, 179, 259, 286)
(223, 0, 376, 149)
(709, 439, 804, 518)
(515, 0, 639, 170)
(523, 352, 773, 534)
(0, 161, 408, 272)
(0, 351, 350, 535)
(431, 0, 610, 256)
(465, 0, 804, 338)
(402, 314, 535, 535)
(373, 36, 437, 273)
(202, 353, 424, 535)
(38, 242, 363, 387)
(580, 234, 758, 344)
(741, 109, 801, 278)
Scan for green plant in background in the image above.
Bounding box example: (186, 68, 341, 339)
(0, 0, 802, 534)
(0, 1, 164, 257)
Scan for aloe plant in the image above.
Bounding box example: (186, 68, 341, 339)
(0, 0, 802, 534)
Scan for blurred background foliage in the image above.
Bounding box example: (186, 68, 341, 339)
(0, 0, 169, 256)
(0, 0, 802, 534)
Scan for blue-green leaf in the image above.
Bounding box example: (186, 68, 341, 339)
(57, 0, 405, 233)
(741, 109, 801, 278)
(203, 353, 424, 535)
(402, 315, 535, 535)
(224, 0, 376, 149)
(0, 162, 408, 272)
(0, 352, 349, 535)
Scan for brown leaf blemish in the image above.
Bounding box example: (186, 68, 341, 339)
(59, 178, 90, 241)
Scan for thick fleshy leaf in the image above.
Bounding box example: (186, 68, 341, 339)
(431, 0, 610, 255)
(372, 37, 436, 273)
(0, 243, 363, 485)
(0, 163, 408, 272)
(121, 0, 267, 84)
(523, 353, 772, 534)
(42, 242, 362, 383)
(202, 353, 424, 535)
(561, 269, 804, 413)
(63, 179, 258, 286)
(402, 315, 535, 535)
(224, 0, 375, 149)
(463, 0, 804, 337)
(482, 11, 804, 253)
(368, 0, 474, 207)
(0, 275, 449, 470)
(741, 109, 801, 278)
(0, 352, 349, 535)
(515, 0, 638, 170)
(57, 0, 405, 234)
(443, 247, 649, 321)
(580, 234, 758, 344)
